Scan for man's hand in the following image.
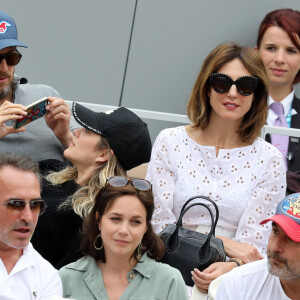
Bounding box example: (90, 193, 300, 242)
(45, 97, 73, 148)
(192, 262, 237, 293)
(0, 101, 27, 138)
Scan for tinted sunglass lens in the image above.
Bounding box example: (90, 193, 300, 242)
(10, 53, 21, 66)
(236, 78, 258, 96)
(2, 52, 22, 66)
(30, 200, 47, 215)
(6, 201, 26, 214)
(132, 179, 151, 191)
(211, 76, 232, 94)
(107, 176, 128, 187)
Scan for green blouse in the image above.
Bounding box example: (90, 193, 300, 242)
(59, 252, 188, 300)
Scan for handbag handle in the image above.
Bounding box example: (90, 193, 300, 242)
(167, 202, 216, 260)
(179, 195, 219, 236)
(177, 202, 215, 238)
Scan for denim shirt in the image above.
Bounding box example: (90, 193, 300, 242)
(59, 253, 188, 300)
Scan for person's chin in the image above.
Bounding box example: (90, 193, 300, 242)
(11, 239, 31, 249)
(63, 148, 72, 159)
(0, 84, 12, 100)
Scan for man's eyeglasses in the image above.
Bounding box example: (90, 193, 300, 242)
(0, 51, 22, 66)
(210, 73, 259, 96)
(5, 199, 47, 216)
(105, 176, 152, 191)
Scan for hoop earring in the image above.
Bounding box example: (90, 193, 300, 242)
(137, 243, 142, 259)
(94, 233, 103, 250)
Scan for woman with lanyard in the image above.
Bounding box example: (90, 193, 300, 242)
(256, 8, 300, 171)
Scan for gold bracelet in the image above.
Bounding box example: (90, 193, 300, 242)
(228, 258, 243, 267)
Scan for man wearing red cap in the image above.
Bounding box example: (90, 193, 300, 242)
(214, 193, 300, 300)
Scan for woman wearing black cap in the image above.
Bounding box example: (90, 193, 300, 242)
(31, 102, 152, 269)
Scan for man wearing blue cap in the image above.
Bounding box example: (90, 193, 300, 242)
(0, 12, 77, 162)
(214, 193, 300, 300)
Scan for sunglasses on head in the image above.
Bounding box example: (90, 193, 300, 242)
(0, 50, 22, 66)
(5, 199, 47, 216)
(105, 176, 152, 191)
(210, 73, 259, 96)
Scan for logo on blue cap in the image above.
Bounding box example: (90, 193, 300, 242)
(279, 194, 300, 225)
(0, 21, 11, 34)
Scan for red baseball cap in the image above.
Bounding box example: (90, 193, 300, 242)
(260, 193, 300, 242)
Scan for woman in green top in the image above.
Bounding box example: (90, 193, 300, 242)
(59, 176, 189, 300)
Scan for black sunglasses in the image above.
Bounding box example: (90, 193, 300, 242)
(5, 199, 47, 216)
(105, 176, 152, 191)
(0, 51, 22, 66)
(210, 73, 259, 96)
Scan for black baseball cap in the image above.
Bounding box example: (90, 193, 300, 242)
(72, 102, 152, 170)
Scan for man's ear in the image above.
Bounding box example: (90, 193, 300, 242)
(254, 46, 258, 51)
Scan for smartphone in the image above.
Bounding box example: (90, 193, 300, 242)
(14, 97, 49, 129)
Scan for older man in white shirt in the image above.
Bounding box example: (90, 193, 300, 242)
(0, 153, 62, 300)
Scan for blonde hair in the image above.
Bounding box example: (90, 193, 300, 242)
(46, 137, 126, 218)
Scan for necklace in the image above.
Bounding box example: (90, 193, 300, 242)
(206, 141, 244, 149)
(187, 126, 244, 149)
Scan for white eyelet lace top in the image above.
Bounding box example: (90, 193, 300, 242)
(146, 126, 286, 257)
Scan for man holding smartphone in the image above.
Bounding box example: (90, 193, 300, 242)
(0, 11, 77, 162)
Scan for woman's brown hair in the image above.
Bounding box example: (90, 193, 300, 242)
(187, 42, 269, 144)
(81, 184, 165, 262)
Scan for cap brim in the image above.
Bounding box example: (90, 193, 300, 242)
(0, 39, 27, 50)
(260, 215, 300, 242)
(72, 102, 102, 135)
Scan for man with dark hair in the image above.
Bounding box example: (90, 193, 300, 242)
(0, 11, 77, 162)
(214, 193, 300, 300)
(0, 153, 62, 299)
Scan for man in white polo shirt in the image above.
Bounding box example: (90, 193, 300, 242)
(215, 193, 300, 300)
(0, 153, 62, 299)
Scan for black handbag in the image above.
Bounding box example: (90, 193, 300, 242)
(159, 195, 226, 286)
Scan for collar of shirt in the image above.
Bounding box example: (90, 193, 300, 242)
(0, 243, 36, 281)
(132, 252, 155, 279)
(267, 90, 296, 125)
(67, 252, 155, 280)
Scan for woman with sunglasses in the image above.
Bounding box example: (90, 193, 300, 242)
(255, 9, 300, 177)
(146, 43, 286, 298)
(31, 103, 152, 269)
(59, 177, 188, 300)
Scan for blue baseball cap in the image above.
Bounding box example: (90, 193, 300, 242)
(0, 12, 27, 50)
(260, 193, 300, 242)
